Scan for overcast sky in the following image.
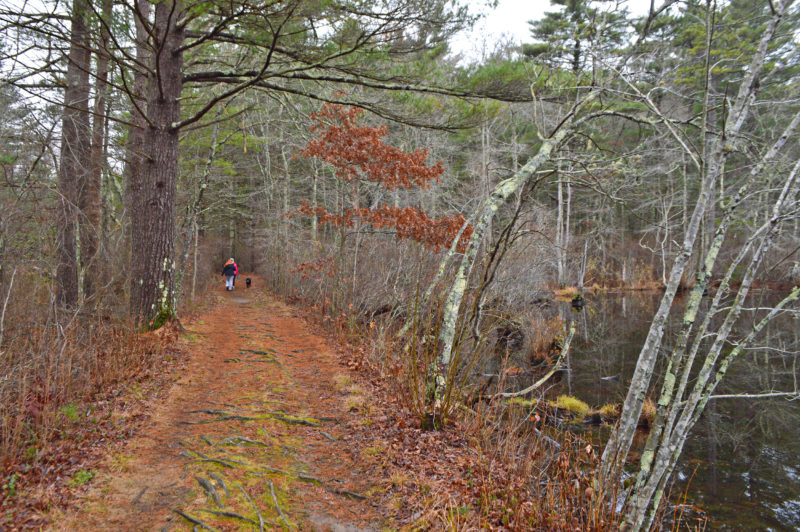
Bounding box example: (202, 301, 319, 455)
(450, 0, 654, 62)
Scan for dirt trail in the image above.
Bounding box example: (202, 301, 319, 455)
(56, 278, 381, 531)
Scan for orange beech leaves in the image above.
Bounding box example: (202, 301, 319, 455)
(299, 102, 444, 189)
(357, 205, 471, 253)
(296, 102, 472, 252)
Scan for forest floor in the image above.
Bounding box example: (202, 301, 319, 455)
(48, 277, 392, 531)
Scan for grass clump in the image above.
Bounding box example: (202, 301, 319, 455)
(70, 469, 95, 487)
(333, 374, 352, 392)
(639, 398, 657, 427)
(598, 403, 620, 418)
(553, 286, 579, 299)
(347, 384, 365, 396)
(60, 404, 80, 423)
(551, 395, 590, 417)
(344, 394, 365, 412)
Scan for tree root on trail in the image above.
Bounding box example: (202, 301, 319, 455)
(269, 479, 292, 529)
(174, 509, 217, 531)
(329, 488, 368, 501)
(181, 449, 237, 468)
(237, 484, 265, 532)
(195, 457, 237, 468)
(208, 471, 230, 498)
(217, 435, 270, 447)
(178, 415, 257, 425)
(188, 408, 236, 416)
(196, 508, 256, 525)
(196, 476, 223, 507)
(269, 412, 322, 427)
(132, 486, 147, 504)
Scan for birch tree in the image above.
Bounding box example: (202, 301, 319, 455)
(596, 0, 800, 527)
(623, 116, 800, 531)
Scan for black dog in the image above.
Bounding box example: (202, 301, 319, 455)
(245, 277, 252, 288)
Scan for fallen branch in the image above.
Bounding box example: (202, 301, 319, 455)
(533, 428, 562, 450)
(329, 487, 367, 500)
(706, 391, 800, 401)
(492, 322, 575, 399)
(319, 431, 337, 441)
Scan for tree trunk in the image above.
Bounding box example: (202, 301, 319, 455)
(129, 0, 184, 328)
(623, 114, 800, 531)
(125, 0, 151, 256)
(82, 0, 112, 304)
(56, 0, 92, 308)
(311, 158, 318, 242)
(556, 173, 564, 286)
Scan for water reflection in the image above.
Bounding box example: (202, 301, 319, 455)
(550, 291, 800, 530)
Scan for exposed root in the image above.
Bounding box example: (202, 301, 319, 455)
(319, 431, 337, 441)
(196, 508, 256, 525)
(188, 409, 233, 416)
(194, 457, 236, 468)
(196, 476, 223, 507)
(237, 483, 265, 532)
(269, 412, 321, 427)
(208, 471, 230, 498)
(217, 436, 270, 447)
(178, 415, 257, 425)
(132, 486, 147, 505)
(269, 479, 292, 529)
(174, 509, 218, 531)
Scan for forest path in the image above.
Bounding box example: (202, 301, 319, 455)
(55, 277, 381, 531)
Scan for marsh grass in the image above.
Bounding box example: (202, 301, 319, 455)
(450, 398, 622, 530)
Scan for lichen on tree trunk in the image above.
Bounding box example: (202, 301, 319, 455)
(129, 0, 184, 329)
(430, 90, 597, 413)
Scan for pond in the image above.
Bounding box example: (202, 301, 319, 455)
(546, 291, 800, 530)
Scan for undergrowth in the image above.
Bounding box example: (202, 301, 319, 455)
(261, 239, 624, 530)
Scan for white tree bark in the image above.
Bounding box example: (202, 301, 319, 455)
(600, 0, 791, 482)
(431, 90, 599, 414)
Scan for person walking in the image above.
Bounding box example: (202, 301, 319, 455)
(222, 258, 237, 291)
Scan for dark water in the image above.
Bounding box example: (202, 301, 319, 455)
(548, 291, 800, 530)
